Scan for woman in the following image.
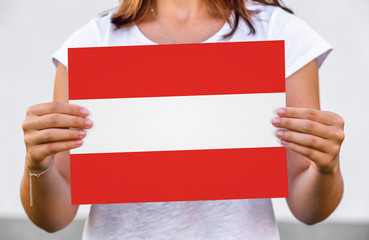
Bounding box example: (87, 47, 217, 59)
(21, 0, 344, 239)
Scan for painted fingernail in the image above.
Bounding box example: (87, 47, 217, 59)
(85, 118, 93, 128)
(281, 140, 288, 146)
(75, 140, 83, 146)
(78, 130, 86, 138)
(277, 108, 286, 116)
(272, 117, 280, 126)
(276, 130, 284, 138)
(80, 108, 89, 116)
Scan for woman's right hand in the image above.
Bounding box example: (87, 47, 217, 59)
(22, 102, 93, 171)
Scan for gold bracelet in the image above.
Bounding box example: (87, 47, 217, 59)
(27, 161, 53, 207)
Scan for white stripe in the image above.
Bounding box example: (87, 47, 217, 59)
(71, 93, 285, 154)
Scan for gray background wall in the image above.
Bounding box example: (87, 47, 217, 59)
(0, 0, 368, 239)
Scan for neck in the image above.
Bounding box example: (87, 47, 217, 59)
(155, 0, 211, 23)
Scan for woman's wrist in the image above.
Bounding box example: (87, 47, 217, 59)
(310, 156, 341, 176)
(26, 155, 54, 173)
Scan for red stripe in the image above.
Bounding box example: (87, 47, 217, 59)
(71, 147, 288, 204)
(68, 41, 285, 100)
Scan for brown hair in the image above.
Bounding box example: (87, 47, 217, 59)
(111, 0, 292, 38)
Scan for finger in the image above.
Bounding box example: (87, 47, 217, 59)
(276, 129, 331, 153)
(281, 140, 327, 165)
(277, 107, 344, 127)
(26, 114, 93, 130)
(26, 102, 89, 117)
(29, 140, 83, 161)
(272, 117, 332, 138)
(31, 129, 86, 144)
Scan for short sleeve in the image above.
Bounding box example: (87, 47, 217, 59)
(268, 8, 333, 78)
(52, 18, 101, 68)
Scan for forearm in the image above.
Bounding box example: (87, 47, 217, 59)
(20, 157, 78, 232)
(287, 154, 344, 225)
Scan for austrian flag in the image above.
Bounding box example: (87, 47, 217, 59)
(68, 41, 288, 205)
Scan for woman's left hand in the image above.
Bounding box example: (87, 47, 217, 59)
(272, 107, 345, 174)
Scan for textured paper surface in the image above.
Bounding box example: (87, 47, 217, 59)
(68, 41, 288, 204)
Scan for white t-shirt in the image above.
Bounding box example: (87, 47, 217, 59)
(53, 3, 332, 240)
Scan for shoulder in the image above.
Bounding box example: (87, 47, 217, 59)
(246, 2, 294, 36)
(245, 2, 322, 39)
(234, 2, 293, 39)
(52, 9, 118, 68)
(245, 2, 332, 78)
(92, 9, 120, 41)
(68, 9, 118, 47)
(247, 2, 283, 20)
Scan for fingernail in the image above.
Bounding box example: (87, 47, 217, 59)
(80, 108, 89, 116)
(85, 118, 93, 128)
(281, 140, 288, 146)
(272, 117, 280, 126)
(75, 140, 83, 146)
(277, 108, 286, 116)
(78, 130, 86, 138)
(276, 130, 284, 138)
